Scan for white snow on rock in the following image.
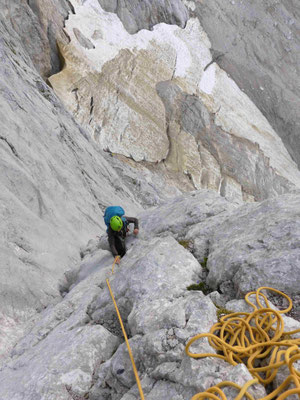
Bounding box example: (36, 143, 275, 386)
(49, 0, 300, 197)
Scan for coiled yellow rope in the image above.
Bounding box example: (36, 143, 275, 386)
(106, 256, 145, 400)
(186, 287, 300, 400)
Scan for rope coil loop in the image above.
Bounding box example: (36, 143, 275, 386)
(186, 287, 300, 400)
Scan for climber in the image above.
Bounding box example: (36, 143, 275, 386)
(108, 215, 139, 264)
(104, 206, 139, 264)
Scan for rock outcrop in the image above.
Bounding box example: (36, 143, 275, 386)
(1, 1, 300, 399)
(193, 0, 300, 169)
(188, 191, 300, 299)
(0, 213, 268, 400)
(1, 0, 74, 78)
(0, 8, 183, 362)
(98, 0, 189, 33)
(1, 189, 299, 399)
(48, 0, 300, 202)
(139, 189, 300, 300)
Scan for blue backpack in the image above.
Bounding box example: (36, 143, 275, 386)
(104, 206, 127, 231)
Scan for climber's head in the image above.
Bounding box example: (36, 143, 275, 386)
(110, 216, 123, 231)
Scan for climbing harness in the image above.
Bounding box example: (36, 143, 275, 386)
(185, 287, 300, 400)
(106, 256, 145, 400)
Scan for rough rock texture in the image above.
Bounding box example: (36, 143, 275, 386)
(1, 1, 300, 399)
(157, 80, 295, 201)
(138, 190, 300, 300)
(0, 227, 267, 400)
(48, 0, 300, 202)
(1, 0, 73, 78)
(1, 183, 299, 398)
(139, 190, 238, 239)
(193, 0, 300, 168)
(98, 0, 189, 33)
(0, 252, 121, 399)
(184, 191, 300, 298)
(0, 12, 185, 362)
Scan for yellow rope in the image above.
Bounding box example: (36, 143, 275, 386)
(111, 256, 120, 274)
(186, 287, 300, 400)
(106, 257, 145, 400)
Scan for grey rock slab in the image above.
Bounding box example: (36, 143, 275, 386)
(98, 0, 189, 34)
(146, 380, 191, 400)
(194, 0, 300, 169)
(208, 192, 300, 297)
(128, 291, 216, 339)
(10, 254, 113, 358)
(153, 357, 266, 399)
(73, 27, 95, 49)
(118, 376, 156, 400)
(185, 191, 300, 298)
(157, 80, 298, 201)
(1, 10, 189, 359)
(2, 0, 72, 78)
(0, 324, 120, 400)
(90, 236, 203, 335)
(139, 189, 237, 238)
(106, 155, 184, 207)
(128, 297, 187, 336)
(89, 336, 144, 399)
(0, 251, 121, 399)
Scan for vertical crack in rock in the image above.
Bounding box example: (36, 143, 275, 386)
(171, 53, 178, 80)
(66, 0, 75, 15)
(89, 96, 94, 124)
(72, 88, 80, 114)
(0, 136, 19, 158)
(90, 96, 94, 115)
(35, 186, 47, 218)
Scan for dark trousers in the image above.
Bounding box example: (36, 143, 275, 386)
(115, 237, 126, 257)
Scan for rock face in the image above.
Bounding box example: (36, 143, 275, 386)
(157, 81, 296, 202)
(1, 1, 300, 399)
(138, 189, 300, 300)
(98, 0, 189, 33)
(193, 0, 300, 169)
(1, 0, 73, 78)
(0, 9, 183, 362)
(0, 220, 267, 400)
(2, 189, 300, 399)
(48, 0, 300, 202)
(184, 191, 300, 299)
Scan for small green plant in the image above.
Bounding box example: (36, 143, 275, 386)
(215, 306, 233, 321)
(187, 282, 210, 295)
(178, 239, 191, 249)
(200, 257, 208, 269)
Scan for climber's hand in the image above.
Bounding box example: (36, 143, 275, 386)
(133, 229, 139, 235)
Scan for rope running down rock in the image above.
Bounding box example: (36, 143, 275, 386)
(106, 256, 145, 400)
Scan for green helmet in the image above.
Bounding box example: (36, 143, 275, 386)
(110, 216, 123, 231)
